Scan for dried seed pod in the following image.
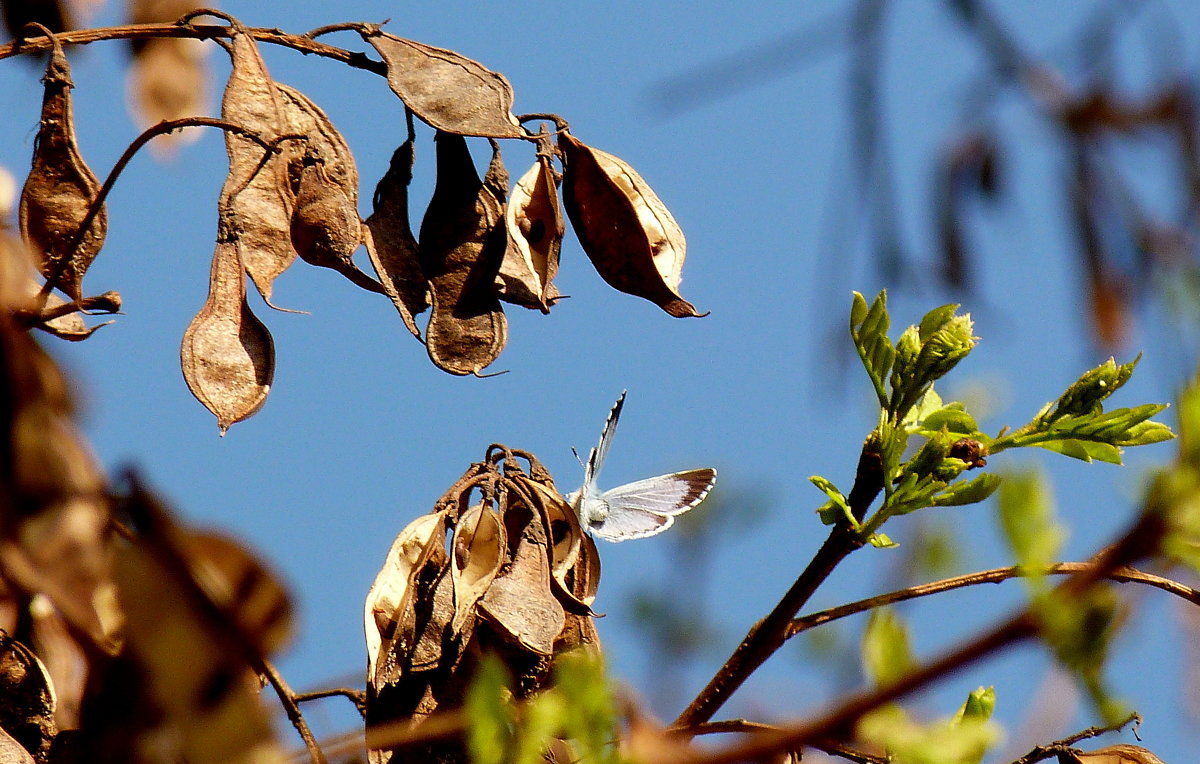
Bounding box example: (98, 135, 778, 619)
(219, 29, 296, 304)
(478, 501, 565, 656)
(1070, 745, 1166, 764)
(0, 633, 56, 762)
(364, 510, 447, 686)
(19, 33, 107, 301)
(274, 82, 358, 193)
(361, 29, 524, 139)
(449, 503, 504, 635)
(365, 134, 427, 340)
(290, 158, 383, 293)
(497, 137, 563, 312)
(419, 133, 508, 376)
(558, 131, 703, 318)
(180, 239, 276, 434)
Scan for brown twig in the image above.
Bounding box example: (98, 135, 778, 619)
(293, 687, 368, 717)
(0, 22, 387, 74)
(786, 562, 1200, 639)
(262, 660, 329, 764)
(1007, 712, 1141, 764)
(687, 720, 886, 764)
(674, 435, 884, 728)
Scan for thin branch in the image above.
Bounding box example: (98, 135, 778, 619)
(1007, 712, 1141, 764)
(261, 660, 329, 764)
(686, 720, 887, 764)
(293, 687, 367, 717)
(786, 562, 1200, 638)
(0, 23, 387, 75)
(674, 435, 884, 728)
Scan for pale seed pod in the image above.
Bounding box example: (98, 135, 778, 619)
(180, 238, 276, 434)
(19, 32, 107, 301)
(365, 135, 427, 340)
(360, 28, 524, 139)
(558, 131, 703, 318)
(419, 133, 508, 376)
(1070, 744, 1166, 764)
(449, 503, 505, 636)
(497, 132, 563, 312)
(219, 29, 296, 305)
(126, 0, 211, 156)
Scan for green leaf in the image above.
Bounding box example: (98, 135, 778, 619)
(956, 686, 995, 724)
(1032, 438, 1123, 464)
(997, 470, 1064, 585)
(858, 704, 1001, 764)
(513, 692, 566, 764)
(1035, 587, 1129, 727)
(867, 532, 898, 548)
(861, 609, 914, 686)
(920, 407, 980, 437)
(466, 656, 514, 764)
(851, 290, 894, 407)
(931, 473, 1000, 507)
(552, 650, 617, 763)
(918, 303, 960, 341)
(811, 475, 855, 527)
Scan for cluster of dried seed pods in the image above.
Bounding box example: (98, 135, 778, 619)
(364, 446, 599, 764)
(11, 17, 705, 430)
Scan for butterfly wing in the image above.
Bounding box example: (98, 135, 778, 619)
(599, 468, 716, 517)
(584, 391, 626, 489)
(588, 505, 674, 542)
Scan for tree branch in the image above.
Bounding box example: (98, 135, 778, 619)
(786, 562, 1200, 639)
(674, 434, 885, 728)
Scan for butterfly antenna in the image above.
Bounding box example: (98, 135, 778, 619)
(571, 446, 584, 468)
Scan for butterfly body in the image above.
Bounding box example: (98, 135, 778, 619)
(568, 392, 716, 542)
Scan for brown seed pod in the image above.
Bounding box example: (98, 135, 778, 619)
(497, 134, 564, 312)
(449, 502, 505, 636)
(18, 31, 107, 301)
(290, 158, 383, 293)
(180, 239, 276, 435)
(365, 131, 428, 340)
(219, 28, 296, 305)
(419, 133, 508, 376)
(1070, 744, 1166, 764)
(558, 131, 704, 318)
(275, 82, 358, 193)
(361, 28, 525, 139)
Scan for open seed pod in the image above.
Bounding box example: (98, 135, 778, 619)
(496, 129, 563, 312)
(558, 131, 704, 318)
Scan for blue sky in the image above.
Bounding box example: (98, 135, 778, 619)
(6, 1, 1200, 759)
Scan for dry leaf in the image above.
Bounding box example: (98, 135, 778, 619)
(419, 133, 508, 375)
(365, 134, 428, 339)
(180, 239, 275, 434)
(361, 29, 524, 139)
(497, 137, 563, 312)
(219, 29, 296, 304)
(18, 34, 107, 301)
(1069, 744, 1167, 764)
(449, 503, 505, 635)
(0, 633, 55, 763)
(558, 131, 703, 317)
(364, 511, 447, 686)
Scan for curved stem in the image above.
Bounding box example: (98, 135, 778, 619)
(37, 117, 292, 303)
(786, 562, 1200, 639)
